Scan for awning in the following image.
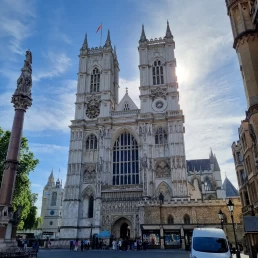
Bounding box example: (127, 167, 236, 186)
(243, 216, 258, 233)
(97, 230, 111, 238)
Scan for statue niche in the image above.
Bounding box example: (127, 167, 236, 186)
(156, 181, 172, 201)
(155, 159, 170, 178)
(84, 164, 96, 184)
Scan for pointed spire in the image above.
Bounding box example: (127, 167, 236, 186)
(104, 30, 111, 47)
(82, 33, 88, 50)
(49, 169, 54, 182)
(165, 20, 173, 39)
(139, 24, 147, 43)
(126, 87, 128, 94)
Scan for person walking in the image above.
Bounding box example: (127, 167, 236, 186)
(70, 240, 73, 250)
(112, 240, 116, 250)
(74, 239, 78, 251)
(81, 239, 84, 251)
(23, 239, 28, 251)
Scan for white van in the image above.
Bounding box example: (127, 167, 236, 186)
(190, 228, 231, 258)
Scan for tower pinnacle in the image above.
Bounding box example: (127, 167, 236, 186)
(104, 30, 111, 48)
(139, 24, 147, 43)
(165, 20, 173, 39)
(82, 33, 88, 50)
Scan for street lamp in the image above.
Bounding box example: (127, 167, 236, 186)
(227, 199, 240, 258)
(217, 209, 224, 229)
(90, 223, 93, 248)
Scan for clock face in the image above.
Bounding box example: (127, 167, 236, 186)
(152, 98, 167, 112)
(86, 105, 100, 119)
(156, 101, 164, 109)
(50, 210, 54, 215)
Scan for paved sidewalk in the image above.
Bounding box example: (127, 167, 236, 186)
(232, 253, 249, 258)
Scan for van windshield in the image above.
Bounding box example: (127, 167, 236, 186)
(193, 237, 229, 253)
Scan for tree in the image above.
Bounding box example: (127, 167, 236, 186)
(0, 127, 39, 229)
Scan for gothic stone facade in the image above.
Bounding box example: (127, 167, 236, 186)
(60, 23, 190, 239)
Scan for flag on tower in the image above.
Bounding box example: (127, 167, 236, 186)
(96, 24, 102, 33)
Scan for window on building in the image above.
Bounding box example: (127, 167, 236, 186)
(240, 169, 246, 184)
(244, 191, 250, 206)
(204, 177, 212, 191)
(124, 103, 130, 111)
(51, 192, 57, 206)
(184, 214, 190, 224)
(86, 134, 98, 150)
(242, 134, 247, 150)
(167, 215, 174, 224)
(88, 195, 94, 218)
(250, 182, 257, 202)
(155, 127, 167, 145)
(237, 152, 243, 164)
(112, 132, 139, 185)
(152, 60, 164, 85)
(90, 67, 100, 92)
(245, 156, 252, 175)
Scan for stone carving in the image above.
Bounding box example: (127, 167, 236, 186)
(139, 124, 151, 141)
(11, 50, 33, 110)
(86, 95, 101, 119)
(155, 159, 170, 178)
(83, 164, 96, 183)
(156, 182, 172, 200)
(15, 51, 32, 97)
(141, 153, 148, 169)
(150, 87, 167, 100)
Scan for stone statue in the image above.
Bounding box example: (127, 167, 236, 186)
(141, 154, 148, 169)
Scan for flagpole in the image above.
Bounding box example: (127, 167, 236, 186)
(100, 22, 102, 47)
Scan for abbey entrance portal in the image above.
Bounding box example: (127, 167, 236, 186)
(112, 217, 132, 239)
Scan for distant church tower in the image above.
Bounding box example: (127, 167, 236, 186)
(41, 171, 64, 237)
(60, 22, 189, 240)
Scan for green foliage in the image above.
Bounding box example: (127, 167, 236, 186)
(0, 127, 39, 229)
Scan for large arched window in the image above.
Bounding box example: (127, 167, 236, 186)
(86, 135, 98, 150)
(113, 132, 139, 185)
(90, 68, 100, 92)
(155, 127, 167, 144)
(88, 195, 94, 218)
(51, 192, 57, 206)
(152, 60, 164, 85)
(167, 215, 174, 224)
(184, 214, 191, 224)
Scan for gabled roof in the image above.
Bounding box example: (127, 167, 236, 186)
(222, 177, 239, 197)
(116, 92, 139, 111)
(186, 159, 211, 172)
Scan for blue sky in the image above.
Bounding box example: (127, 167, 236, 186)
(0, 0, 246, 212)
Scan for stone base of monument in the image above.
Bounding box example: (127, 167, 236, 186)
(0, 239, 18, 252)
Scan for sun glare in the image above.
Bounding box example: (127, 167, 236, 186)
(176, 65, 188, 83)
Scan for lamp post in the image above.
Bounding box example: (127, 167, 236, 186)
(217, 209, 224, 229)
(227, 199, 240, 258)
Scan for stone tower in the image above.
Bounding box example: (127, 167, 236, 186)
(41, 171, 64, 237)
(138, 22, 188, 198)
(226, 0, 258, 132)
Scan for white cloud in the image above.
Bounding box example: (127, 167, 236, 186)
(0, 0, 35, 59)
(29, 143, 69, 154)
(33, 52, 72, 82)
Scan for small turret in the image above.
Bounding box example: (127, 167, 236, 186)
(45, 170, 55, 188)
(164, 20, 173, 39)
(104, 30, 111, 48)
(139, 24, 147, 43)
(81, 33, 88, 50)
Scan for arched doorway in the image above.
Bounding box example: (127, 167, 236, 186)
(120, 223, 130, 239)
(112, 217, 132, 239)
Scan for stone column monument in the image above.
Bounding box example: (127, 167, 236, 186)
(0, 51, 33, 250)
